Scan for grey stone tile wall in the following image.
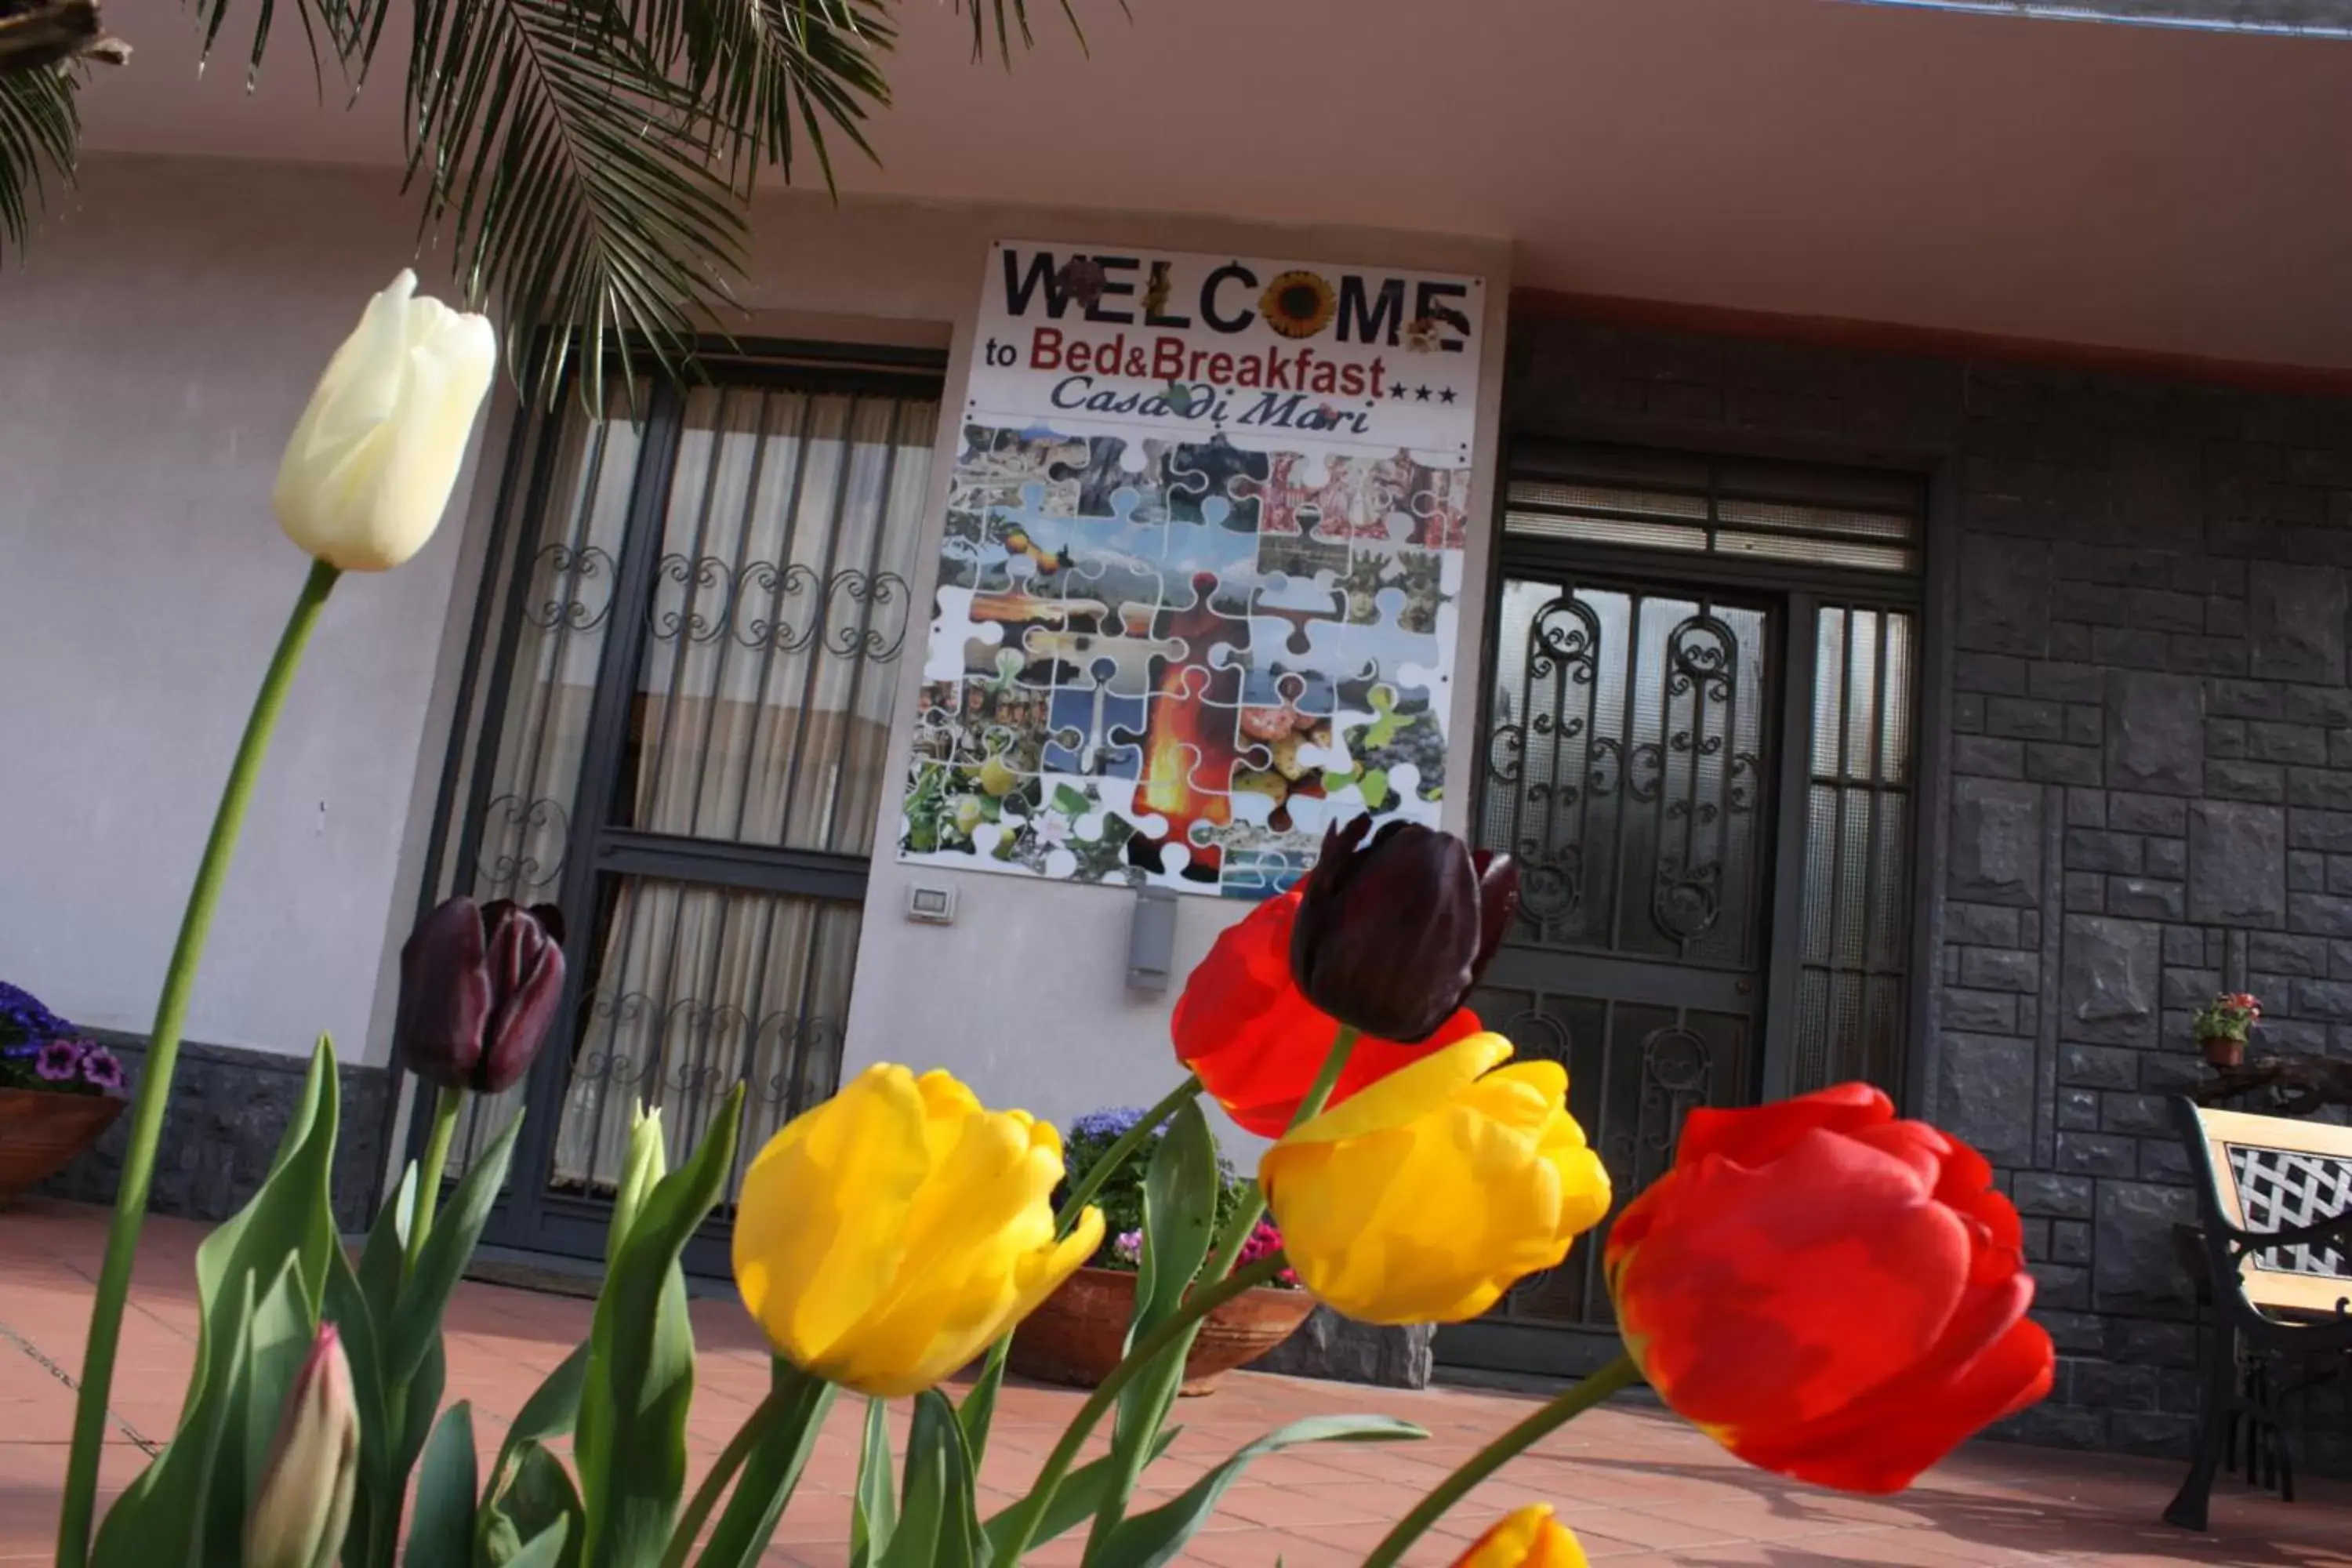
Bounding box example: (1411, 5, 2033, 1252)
(1509, 316, 2352, 1469)
(35, 1033, 390, 1236)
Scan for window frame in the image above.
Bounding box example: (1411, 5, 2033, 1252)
(402, 338, 950, 1266)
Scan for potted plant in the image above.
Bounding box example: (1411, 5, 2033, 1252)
(1008, 1106, 1316, 1396)
(2192, 991, 2262, 1069)
(0, 980, 130, 1205)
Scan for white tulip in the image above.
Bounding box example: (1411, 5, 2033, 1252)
(274, 270, 498, 572)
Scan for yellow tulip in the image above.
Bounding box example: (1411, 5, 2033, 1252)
(274, 270, 496, 572)
(733, 1063, 1103, 1397)
(1259, 1033, 1610, 1324)
(1450, 1504, 1589, 1567)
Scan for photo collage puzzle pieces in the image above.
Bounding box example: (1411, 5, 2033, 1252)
(901, 424, 1468, 898)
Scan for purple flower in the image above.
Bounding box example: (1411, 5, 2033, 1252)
(34, 1038, 84, 1082)
(79, 1046, 125, 1092)
(0, 980, 74, 1048)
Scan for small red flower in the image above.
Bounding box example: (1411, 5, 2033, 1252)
(1172, 889, 1480, 1138)
(1606, 1084, 2053, 1494)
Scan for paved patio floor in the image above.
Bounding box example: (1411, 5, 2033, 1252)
(2, 1200, 2348, 1566)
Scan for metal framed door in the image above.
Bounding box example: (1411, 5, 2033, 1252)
(412, 347, 945, 1274)
(1436, 441, 1926, 1377)
(1441, 572, 1778, 1376)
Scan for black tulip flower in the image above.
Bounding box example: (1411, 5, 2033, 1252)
(394, 896, 567, 1095)
(1290, 818, 1519, 1042)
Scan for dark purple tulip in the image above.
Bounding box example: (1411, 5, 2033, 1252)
(1290, 818, 1519, 1042)
(394, 897, 566, 1094)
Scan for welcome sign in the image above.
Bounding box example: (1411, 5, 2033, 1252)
(964, 245, 1482, 463)
(900, 242, 1486, 898)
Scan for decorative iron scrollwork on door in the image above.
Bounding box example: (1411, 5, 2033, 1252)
(1650, 611, 1755, 948)
(1479, 580, 1769, 968)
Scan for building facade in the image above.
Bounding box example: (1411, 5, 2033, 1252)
(9, 0, 2352, 1465)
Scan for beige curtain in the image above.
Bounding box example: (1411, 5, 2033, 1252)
(443, 391, 644, 1179)
(549, 385, 936, 1199)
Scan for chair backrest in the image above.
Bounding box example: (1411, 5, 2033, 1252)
(2176, 1101, 2352, 1317)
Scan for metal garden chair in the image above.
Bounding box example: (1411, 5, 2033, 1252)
(2164, 1096, 2352, 1530)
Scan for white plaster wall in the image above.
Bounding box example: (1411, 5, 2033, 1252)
(795, 216, 1514, 1152)
(0, 152, 1511, 1167)
(0, 156, 496, 1069)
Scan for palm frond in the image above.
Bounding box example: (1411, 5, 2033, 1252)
(0, 62, 78, 253)
(949, 0, 1111, 64)
(401, 0, 750, 410)
(183, 0, 358, 95)
(673, 0, 895, 199)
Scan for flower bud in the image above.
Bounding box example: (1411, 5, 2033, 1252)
(1290, 818, 1517, 1042)
(245, 1323, 359, 1568)
(274, 270, 497, 572)
(1451, 1504, 1588, 1566)
(394, 896, 566, 1094)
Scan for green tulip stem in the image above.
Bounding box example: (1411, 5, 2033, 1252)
(1206, 1024, 1357, 1286)
(964, 1074, 1206, 1460)
(1056, 1073, 1203, 1238)
(57, 557, 343, 1568)
(405, 1083, 466, 1276)
(1359, 1353, 1645, 1568)
(661, 1369, 800, 1568)
(1296, 1025, 1361, 1127)
(993, 1252, 1287, 1564)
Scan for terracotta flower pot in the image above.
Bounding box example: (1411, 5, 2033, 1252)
(0, 1087, 124, 1206)
(2199, 1034, 2245, 1069)
(1008, 1265, 1316, 1396)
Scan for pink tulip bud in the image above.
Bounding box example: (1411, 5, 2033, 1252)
(245, 1323, 359, 1568)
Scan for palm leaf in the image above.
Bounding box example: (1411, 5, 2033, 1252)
(0, 63, 76, 252)
(401, 0, 750, 409)
(670, 0, 895, 198)
(950, 0, 1110, 64)
(183, 0, 358, 94)
(0, 0, 1112, 390)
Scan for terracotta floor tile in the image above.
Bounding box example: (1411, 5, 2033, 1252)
(5, 1198, 2352, 1564)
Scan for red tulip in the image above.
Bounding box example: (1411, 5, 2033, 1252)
(1605, 1084, 2053, 1494)
(394, 896, 567, 1095)
(1173, 887, 1481, 1138)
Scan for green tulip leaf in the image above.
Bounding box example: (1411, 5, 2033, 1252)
(690, 1361, 837, 1568)
(357, 1163, 417, 1330)
(480, 1441, 584, 1568)
(607, 1105, 665, 1259)
(1132, 1098, 1218, 1350)
(463, 1342, 587, 1568)
(397, 1332, 446, 1505)
(216, 1258, 315, 1566)
(503, 1517, 575, 1568)
(955, 1347, 1007, 1461)
(321, 1244, 391, 1568)
(575, 1087, 744, 1568)
(93, 1040, 341, 1566)
(851, 1396, 898, 1568)
(1087, 1415, 1428, 1568)
(1083, 1098, 1221, 1545)
(93, 1269, 255, 1568)
(508, 1341, 591, 1453)
(875, 1390, 982, 1568)
(389, 1112, 522, 1388)
(979, 1425, 1179, 1557)
(406, 1401, 478, 1567)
